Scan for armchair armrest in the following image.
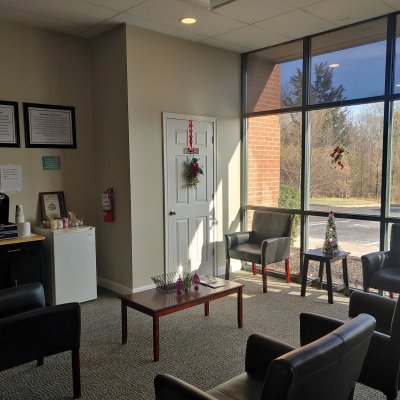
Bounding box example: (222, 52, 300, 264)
(0, 283, 45, 319)
(0, 302, 81, 371)
(361, 251, 389, 277)
(300, 313, 344, 346)
(261, 237, 291, 264)
(349, 291, 396, 335)
(225, 231, 251, 257)
(245, 333, 295, 379)
(154, 374, 217, 400)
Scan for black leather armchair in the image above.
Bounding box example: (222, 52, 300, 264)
(362, 223, 400, 294)
(300, 290, 400, 400)
(225, 210, 294, 293)
(154, 313, 376, 400)
(0, 283, 81, 399)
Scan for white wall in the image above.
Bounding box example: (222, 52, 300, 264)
(0, 21, 96, 228)
(125, 25, 241, 289)
(92, 26, 133, 291)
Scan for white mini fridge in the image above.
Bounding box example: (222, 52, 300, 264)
(34, 226, 97, 305)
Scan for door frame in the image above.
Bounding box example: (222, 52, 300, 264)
(162, 112, 218, 276)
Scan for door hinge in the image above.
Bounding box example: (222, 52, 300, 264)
(212, 136, 214, 144)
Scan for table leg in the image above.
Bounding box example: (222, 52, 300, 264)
(204, 302, 209, 316)
(237, 286, 243, 328)
(301, 256, 309, 297)
(121, 301, 127, 345)
(153, 316, 160, 362)
(342, 257, 350, 296)
(326, 260, 333, 304)
(318, 261, 324, 289)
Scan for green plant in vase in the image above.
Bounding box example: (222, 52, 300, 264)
(183, 274, 193, 292)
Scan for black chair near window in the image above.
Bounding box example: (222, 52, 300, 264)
(154, 312, 375, 400)
(362, 223, 400, 296)
(300, 290, 400, 400)
(0, 283, 81, 399)
(225, 210, 294, 293)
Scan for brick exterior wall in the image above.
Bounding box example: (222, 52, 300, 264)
(247, 57, 282, 226)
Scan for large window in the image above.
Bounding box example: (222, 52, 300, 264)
(310, 103, 384, 215)
(242, 12, 400, 288)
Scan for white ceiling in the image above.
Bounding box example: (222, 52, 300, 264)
(0, 0, 398, 53)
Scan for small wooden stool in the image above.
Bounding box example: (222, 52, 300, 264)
(300, 248, 350, 304)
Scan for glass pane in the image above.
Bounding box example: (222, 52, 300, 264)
(391, 101, 400, 217)
(311, 18, 387, 103)
(245, 40, 303, 113)
(307, 216, 379, 289)
(394, 15, 400, 94)
(309, 103, 384, 215)
(247, 112, 302, 209)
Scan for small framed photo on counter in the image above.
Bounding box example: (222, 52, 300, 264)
(24, 103, 76, 148)
(39, 191, 67, 220)
(0, 100, 20, 147)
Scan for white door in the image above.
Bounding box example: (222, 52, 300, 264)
(164, 113, 216, 276)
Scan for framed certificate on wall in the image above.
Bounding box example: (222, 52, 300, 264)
(24, 103, 76, 148)
(39, 191, 67, 220)
(0, 100, 20, 147)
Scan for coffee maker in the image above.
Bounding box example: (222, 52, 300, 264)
(0, 193, 10, 224)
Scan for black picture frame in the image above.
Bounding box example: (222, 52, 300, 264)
(24, 102, 76, 148)
(0, 100, 20, 147)
(39, 191, 67, 220)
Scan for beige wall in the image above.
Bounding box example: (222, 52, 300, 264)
(125, 25, 241, 288)
(92, 26, 132, 290)
(0, 20, 96, 228)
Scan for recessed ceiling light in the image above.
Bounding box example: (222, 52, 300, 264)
(180, 17, 197, 24)
(329, 63, 340, 68)
(396, 83, 400, 87)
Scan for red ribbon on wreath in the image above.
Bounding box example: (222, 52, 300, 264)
(188, 120, 197, 154)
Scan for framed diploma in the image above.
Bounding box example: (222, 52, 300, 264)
(0, 100, 20, 147)
(24, 103, 76, 148)
(39, 191, 67, 220)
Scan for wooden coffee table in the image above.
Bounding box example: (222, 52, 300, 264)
(119, 278, 244, 361)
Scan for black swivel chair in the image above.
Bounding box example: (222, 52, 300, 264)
(362, 223, 400, 296)
(225, 210, 293, 293)
(154, 313, 376, 400)
(300, 290, 400, 400)
(0, 283, 81, 399)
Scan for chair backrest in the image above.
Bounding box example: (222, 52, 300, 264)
(251, 211, 293, 244)
(388, 223, 400, 265)
(261, 313, 376, 400)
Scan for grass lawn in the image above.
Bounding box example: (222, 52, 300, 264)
(310, 197, 380, 206)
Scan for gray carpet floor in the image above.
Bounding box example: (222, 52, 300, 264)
(0, 271, 396, 399)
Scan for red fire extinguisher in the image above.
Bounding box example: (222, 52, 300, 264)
(102, 188, 114, 222)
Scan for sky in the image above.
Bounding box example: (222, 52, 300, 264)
(280, 40, 400, 101)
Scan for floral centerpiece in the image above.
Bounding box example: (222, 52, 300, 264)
(185, 157, 203, 189)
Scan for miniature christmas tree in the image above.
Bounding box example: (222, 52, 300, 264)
(323, 211, 339, 254)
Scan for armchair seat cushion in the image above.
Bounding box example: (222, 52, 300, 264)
(228, 244, 261, 264)
(370, 267, 400, 293)
(207, 373, 263, 400)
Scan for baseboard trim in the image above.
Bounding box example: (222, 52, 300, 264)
(97, 276, 132, 295)
(97, 276, 156, 294)
(217, 262, 241, 277)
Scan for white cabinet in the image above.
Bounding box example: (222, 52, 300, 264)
(34, 226, 97, 305)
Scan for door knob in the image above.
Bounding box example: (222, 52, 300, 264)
(169, 210, 176, 215)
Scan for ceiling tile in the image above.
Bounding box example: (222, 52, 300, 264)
(76, 0, 147, 12)
(112, 12, 208, 41)
(0, 4, 85, 35)
(380, 0, 400, 10)
(256, 10, 337, 40)
(304, 0, 393, 26)
(216, 25, 291, 51)
(0, 0, 116, 25)
(200, 37, 251, 52)
(282, 0, 322, 7)
(212, 0, 294, 24)
(125, 0, 246, 36)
